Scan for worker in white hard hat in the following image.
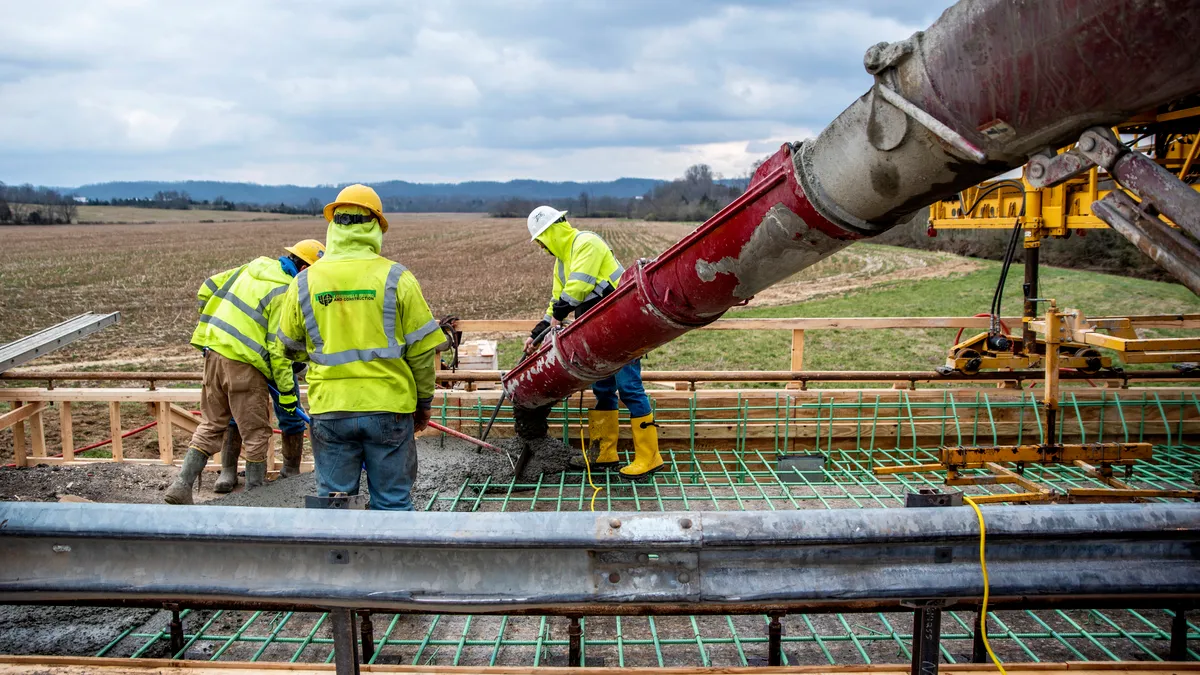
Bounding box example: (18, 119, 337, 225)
(165, 239, 326, 505)
(524, 205, 664, 480)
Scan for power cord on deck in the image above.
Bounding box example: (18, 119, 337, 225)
(578, 391, 603, 511)
(963, 495, 1008, 675)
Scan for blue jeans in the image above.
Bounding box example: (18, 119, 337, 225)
(310, 413, 418, 511)
(592, 359, 652, 418)
(230, 384, 307, 435)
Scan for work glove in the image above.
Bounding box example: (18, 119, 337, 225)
(413, 406, 431, 433)
(526, 319, 551, 355)
(551, 300, 573, 322)
(278, 392, 299, 415)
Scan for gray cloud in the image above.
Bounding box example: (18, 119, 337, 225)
(0, 0, 944, 186)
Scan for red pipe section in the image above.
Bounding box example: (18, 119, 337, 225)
(504, 0, 1200, 410)
(505, 146, 855, 408)
(428, 421, 504, 454)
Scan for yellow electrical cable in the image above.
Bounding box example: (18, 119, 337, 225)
(963, 496, 1008, 675)
(578, 392, 602, 511)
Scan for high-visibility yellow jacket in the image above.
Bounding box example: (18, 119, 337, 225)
(191, 257, 299, 408)
(536, 221, 625, 322)
(277, 219, 445, 416)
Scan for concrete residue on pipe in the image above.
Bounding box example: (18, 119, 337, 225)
(695, 203, 849, 299)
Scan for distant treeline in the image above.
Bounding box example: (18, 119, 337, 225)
(92, 191, 325, 215)
(491, 164, 744, 222)
(0, 182, 78, 224)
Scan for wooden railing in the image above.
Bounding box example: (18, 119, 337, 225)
(450, 314, 1200, 374)
(2, 314, 1197, 468)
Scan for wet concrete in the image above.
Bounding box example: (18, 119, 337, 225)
(211, 435, 577, 510)
(0, 605, 160, 656)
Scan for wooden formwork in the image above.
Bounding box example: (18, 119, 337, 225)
(2, 386, 1197, 472)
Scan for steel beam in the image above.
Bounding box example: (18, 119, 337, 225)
(0, 312, 120, 373)
(0, 502, 1197, 614)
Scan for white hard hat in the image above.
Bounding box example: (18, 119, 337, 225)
(527, 205, 567, 241)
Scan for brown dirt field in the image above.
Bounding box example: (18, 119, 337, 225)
(0, 214, 691, 365)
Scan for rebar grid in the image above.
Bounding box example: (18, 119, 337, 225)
(94, 390, 1199, 666)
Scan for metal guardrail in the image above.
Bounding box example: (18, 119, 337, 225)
(0, 312, 120, 373)
(1, 501, 1197, 614)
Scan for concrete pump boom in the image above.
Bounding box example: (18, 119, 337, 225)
(504, 0, 1200, 411)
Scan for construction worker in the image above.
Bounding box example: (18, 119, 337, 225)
(277, 185, 445, 511)
(214, 359, 309, 494)
(164, 239, 326, 505)
(523, 205, 663, 480)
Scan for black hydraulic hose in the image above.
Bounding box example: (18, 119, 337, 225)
(962, 180, 1028, 330)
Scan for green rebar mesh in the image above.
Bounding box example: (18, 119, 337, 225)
(98, 391, 1199, 666)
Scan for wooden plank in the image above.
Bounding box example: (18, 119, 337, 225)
(0, 400, 46, 432)
(156, 402, 173, 464)
(109, 401, 124, 461)
(872, 463, 945, 475)
(0, 388, 202, 403)
(168, 404, 200, 434)
(940, 443, 1153, 468)
(1067, 488, 1200, 499)
(59, 401, 74, 461)
(455, 316, 998, 333)
(2, 385, 1197, 405)
(786, 330, 806, 390)
(964, 491, 1048, 504)
(987, 463, 1055, 499)
(11, 400, 27, 468)
(0, 655, 1191, 674)
(705, 317, 993, 330)
(30, 410, 46, 457)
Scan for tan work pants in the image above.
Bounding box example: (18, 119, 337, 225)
(187, 350, 272, 462)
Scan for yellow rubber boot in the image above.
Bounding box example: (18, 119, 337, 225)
(569, 410, 620, 469)
(619, 414, 664, 480)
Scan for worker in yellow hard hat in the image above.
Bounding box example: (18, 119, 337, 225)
(277, 184, 445, 511)
(524, 205, 663, 480)
(164, 238, 326, 504)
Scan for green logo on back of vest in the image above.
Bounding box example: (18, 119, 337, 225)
(315, 289, 376, 306)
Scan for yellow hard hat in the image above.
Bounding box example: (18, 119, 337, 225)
(284, 239, 326, 265)
(323, 184, 389, 232)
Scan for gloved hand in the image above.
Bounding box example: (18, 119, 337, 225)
(413, 406, 431, 433)
(551, 300, 573, 322)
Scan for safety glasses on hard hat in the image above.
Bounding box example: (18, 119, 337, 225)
(332, 213, 376, 225)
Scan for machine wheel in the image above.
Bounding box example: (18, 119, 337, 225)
(956, 349, 983, 375)
(1074, 347, 1103, 375)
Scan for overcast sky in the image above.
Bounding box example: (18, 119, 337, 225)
(0, 1, 947, 187)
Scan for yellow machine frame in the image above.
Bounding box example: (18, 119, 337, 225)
(881, 300, 1200, 503)
(929, 106, 1200, 245)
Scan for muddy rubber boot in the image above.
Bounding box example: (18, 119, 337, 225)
(619, 414, 664, 481)
(244, 461, 267, 491)
(164, 448, 210, 505)
(213, 426, 242, 494)
(279, 433, 304, 479)
(568, 410, 620, 470)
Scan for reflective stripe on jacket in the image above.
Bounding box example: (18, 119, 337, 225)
(190, 257, 298, 407)
(278, 219, 444, 415)
(536, 221, 625, 321)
